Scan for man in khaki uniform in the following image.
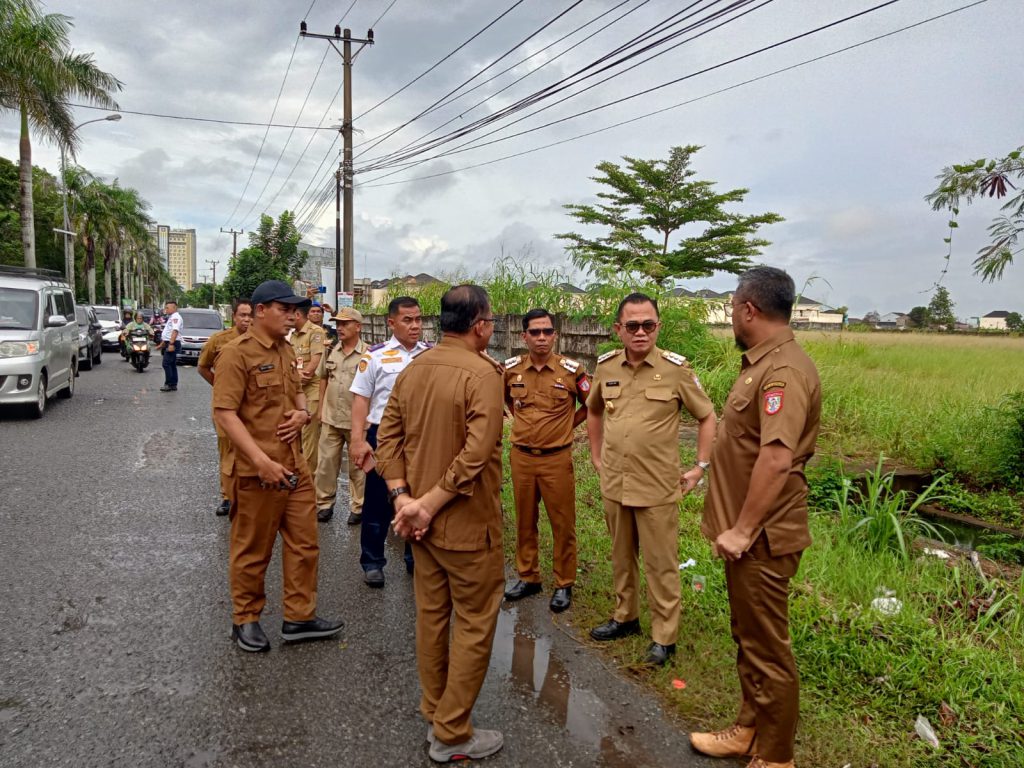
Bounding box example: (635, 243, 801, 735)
(587, 292, 716, 666)
(314, 306, 368, 524)
(503, 308, 589, 613)
(377, 285, 506, 763)
(198, 299, 253, 516)
(213, 280, 343, 653)
(691, 267, 820, 768)
(289, 303, 326, 472)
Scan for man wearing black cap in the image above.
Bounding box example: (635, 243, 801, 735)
(213, 279, 344, 653)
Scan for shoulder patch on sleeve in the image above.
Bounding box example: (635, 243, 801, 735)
(368, 342, 386, 352)
(597, 349, 622, 365)
(661, 350, 687, 366)
(504, 355, 521, 368)
(559, 357, 580, 373)
(312, 333, 323, 343)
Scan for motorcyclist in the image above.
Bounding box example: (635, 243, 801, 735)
(121, 312, 153, 357)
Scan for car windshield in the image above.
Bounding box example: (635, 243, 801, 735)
(178, 311, 223, 330)
(93, 307, 120, 323)
(0, 287, 38, 330)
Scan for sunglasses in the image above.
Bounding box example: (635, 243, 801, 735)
(526, 328, 555, 337)
(621, 320, 658, 334)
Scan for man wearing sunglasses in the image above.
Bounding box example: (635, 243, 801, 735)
(502, 308, 590, 614)
(586, 292, 716, 666)
(690, 267, 820, 768)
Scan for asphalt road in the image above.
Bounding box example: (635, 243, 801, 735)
(0, 357, 723, 767)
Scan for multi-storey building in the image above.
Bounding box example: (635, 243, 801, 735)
(149, 225, 197, 289)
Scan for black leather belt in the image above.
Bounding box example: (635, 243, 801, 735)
(513, 443, 572, 456)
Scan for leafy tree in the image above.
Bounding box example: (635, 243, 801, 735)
(926, 145, 1023, 282)
(1006, 311, 1023, 331)
(927, 286, 956, 330)
(0, 0, 122, 268)
(908, 306, 931, 329)
(863, 310, 881, 325)
(180, 283, 214, 308)
(250, 211, 307, 279)
(222, 246, 285, 300)
(556, 145, 782, 281)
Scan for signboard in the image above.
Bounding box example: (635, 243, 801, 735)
(336, 291, 354, 309)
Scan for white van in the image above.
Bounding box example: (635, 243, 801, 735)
(0, 266, 78, 418)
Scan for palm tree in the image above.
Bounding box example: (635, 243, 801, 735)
(0, 0, 122, 268)
(100, 183, 150, 305)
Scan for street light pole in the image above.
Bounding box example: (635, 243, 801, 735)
(59, 113, 122, 297)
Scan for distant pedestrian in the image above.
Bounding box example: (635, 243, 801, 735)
(690, 267, 821, 768)
(377, 284, 506, 763)
(198, 299, 254, 516)
(156, 299, 182, 391)
(212, 280, 344, 653)
(290, 303, 326, 472)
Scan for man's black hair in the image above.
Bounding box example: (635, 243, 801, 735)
(736, 266, 795, 322)
(295, 304, 310, 318)
(440, 284, 490, 334)
(232, 298, 252, 315)
(521, 307, 554, 331)
(388, 296, 420, 317)
(615, 292, 658, 322)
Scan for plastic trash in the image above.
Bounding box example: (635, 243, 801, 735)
(691, 574, 707, 593)
(922, 547, 951, 560)
(914, 714, 940, 749)
(678, 558, 697, 570)
(871, 596, 903, 616)
(671, 679, 686, 690)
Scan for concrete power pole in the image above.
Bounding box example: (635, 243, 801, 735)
(220, 227, 242, 259)
(300, 21, 373, 298)
(206, 259, 219, 308)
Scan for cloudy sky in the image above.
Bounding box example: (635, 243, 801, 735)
(3, 0, 1022, 318)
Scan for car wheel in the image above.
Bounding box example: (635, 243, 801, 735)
(28, 373, 47, 419)
(57, 361, 75, 399)
(80, 351, 93, 371)
(94, 345, 102, 365)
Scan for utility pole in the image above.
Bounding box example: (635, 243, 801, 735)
(206, 259, 219, 308)
(336, 163, 342, 302)
(300, 21, 373, 299)
(220, 227, 243, 260)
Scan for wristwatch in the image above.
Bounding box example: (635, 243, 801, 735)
(387, 486, 410, 503)
(696, 460, 711, 471)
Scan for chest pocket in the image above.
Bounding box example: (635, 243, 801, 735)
(509, 381, 529, 406)
(602, 384, 622, 414)
(725, 393, 752, 437)
(644, 386, 674, 402)
(550, 386, 570, 401)
(254, 371, 284, 401)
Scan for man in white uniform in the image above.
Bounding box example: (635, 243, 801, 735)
(156, 299, 183, 392)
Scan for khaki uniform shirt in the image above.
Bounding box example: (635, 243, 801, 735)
(289, 320, 326, 402)
(702, 327, 821, 556)
(320, 339, 368, 429)
(376, 336, 504, 552)
(590, 346, 714, 507)
(199, 326, 245, 438)
(212, 326, 307, 477)
(504, 353, 589, 450)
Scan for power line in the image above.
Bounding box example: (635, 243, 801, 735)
(352, 0, 401, 64)
(358, 0, 988, 190)
(59, 101, 343, 129)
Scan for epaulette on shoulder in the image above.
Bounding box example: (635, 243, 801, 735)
(597, 349, 622, 365)
(410, 345, 431, 359)
(559, 357, 580, 374)
(481, 351, 504, 373)
(661, 350, 687, 366)
(504, 355, 522, 369)
(368, 342, 386, 352)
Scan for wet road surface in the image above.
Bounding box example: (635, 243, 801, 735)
(0, 359, 723, 767)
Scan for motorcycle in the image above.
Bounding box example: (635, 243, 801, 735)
(128, 329, 151, 372)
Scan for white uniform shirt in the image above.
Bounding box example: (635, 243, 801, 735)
(349, 335, 432, 425)
(161, 311, 183, 343)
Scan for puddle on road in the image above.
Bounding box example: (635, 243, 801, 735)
(488, 606, 656, 766)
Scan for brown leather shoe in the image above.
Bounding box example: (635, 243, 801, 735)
(747, 757, 795, 768)
(690, 723, 756, 758)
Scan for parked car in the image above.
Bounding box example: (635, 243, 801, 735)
(75, 305, 103, 370)
(0, 265, 77, 418)
(176, 308, 225, 364)
(91, 304, 124, 350)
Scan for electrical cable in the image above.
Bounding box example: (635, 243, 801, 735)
(352, 0, 401, 64)
(60, 101, 341, 129)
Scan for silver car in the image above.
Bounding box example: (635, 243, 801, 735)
(0, 267, 77, 418)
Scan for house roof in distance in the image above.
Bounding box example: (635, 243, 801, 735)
(983, 310, 1010, 318)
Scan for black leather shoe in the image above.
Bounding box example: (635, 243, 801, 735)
(232, 621, 270, 653)
(590, 618, 641, 641)
(503, 580, 542, 601)
(317, 506, 334, 522)
(281, 616, 345, 642)
(550, 586, 572, 613)
(644, 642, 676, 666)
(216, 499, 230, 516)
(346, 511, 362, 525)
(364, 568, 385, 588)
(159, 385, 176, 392)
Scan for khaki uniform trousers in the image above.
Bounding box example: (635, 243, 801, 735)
(725, 533, 802, 764)
(301, 383, 321, 472)
(413, 539, 504, 745)
(603, 498, 680, 646)
(217, 435, 231, 501)
(227, 470, 319, 625)
(510, 447, 577, 587)
(314, 424, 365, 513)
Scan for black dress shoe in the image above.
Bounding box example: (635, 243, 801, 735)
(281, 616, 345, 642)
(216, 499, 230, 516)
(589, 617, 641, 641)
(346, 511, 362, 525)
(503, 580, 542, 601)
(550, 586, 572, 613)
(159, 385, 177, 392)
(364, 568, 385, 588)
(644, 642, 676, 666)
(232, 621, 270, 653)
(317, 506, 334, 522)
